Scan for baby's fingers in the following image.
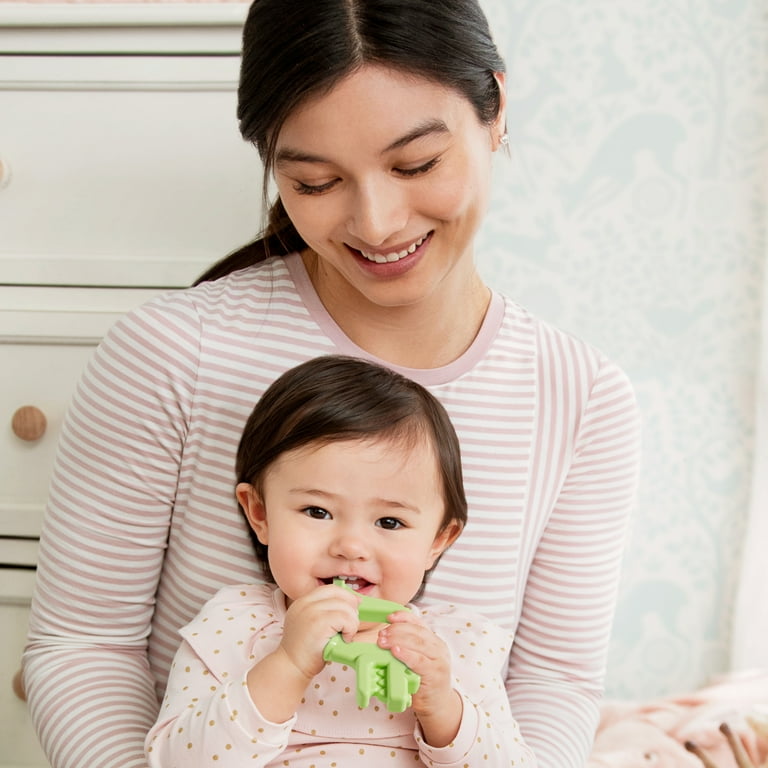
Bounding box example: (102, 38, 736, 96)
(378, 623, 446, 672)
(384, 610, 422, 626)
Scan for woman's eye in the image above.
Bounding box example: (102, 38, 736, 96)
(293, 179, 338, 195)
(303, 506, 331, 520)
(291, 157, 439, 194)
(395, 157, 440, 177)
(377, 517, 404, 530)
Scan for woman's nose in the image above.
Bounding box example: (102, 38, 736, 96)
(346, 178, 408, 246)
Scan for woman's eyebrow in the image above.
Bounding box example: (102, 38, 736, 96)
(275, 147, 327, 166)
(383, 118, 450, 152)
(275, 118, 450, 167)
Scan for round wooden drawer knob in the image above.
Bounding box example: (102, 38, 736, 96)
(0, 155, 10, 188)
(12, 405, 47, 441)
(12, 668, 26, 702)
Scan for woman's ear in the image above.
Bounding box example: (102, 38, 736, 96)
(492, 71, 508, 150)
(236, 482, 269, 545)
(425, 521, 463, 570)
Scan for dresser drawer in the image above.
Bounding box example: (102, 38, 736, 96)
(0, 286, 162, 541)
(0, 54, 263, 287)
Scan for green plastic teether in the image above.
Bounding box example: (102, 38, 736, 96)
(322, 580, 421, 713)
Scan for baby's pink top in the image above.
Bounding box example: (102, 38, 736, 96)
(146, 584, 529, 767)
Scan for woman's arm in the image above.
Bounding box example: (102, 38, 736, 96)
(508, 358, 642, 768)
(23, 294, 200, 768)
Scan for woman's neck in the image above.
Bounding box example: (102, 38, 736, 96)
(301, 251, 491, 369)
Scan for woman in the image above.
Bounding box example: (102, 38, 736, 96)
(23, 1, 641, 767)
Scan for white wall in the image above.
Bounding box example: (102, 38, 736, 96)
(478, 0, 768, 698)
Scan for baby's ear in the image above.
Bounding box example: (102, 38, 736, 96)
(426, 521, 462, 569)
(236, 483, 269, 544)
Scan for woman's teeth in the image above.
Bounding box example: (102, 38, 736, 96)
(360, 234, 427, 263)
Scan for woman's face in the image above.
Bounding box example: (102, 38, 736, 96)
(272, 65, 505, 313)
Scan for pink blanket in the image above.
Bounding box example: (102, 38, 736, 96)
(588, 670, 768, 767)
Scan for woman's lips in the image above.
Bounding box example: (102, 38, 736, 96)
(347, 230, 434, 270)
(357, 232, 430, 264)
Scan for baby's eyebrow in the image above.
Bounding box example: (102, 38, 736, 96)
(288, 487, 335, 497)
(377, 498, 422, 514)
(289, 488, 422, 514)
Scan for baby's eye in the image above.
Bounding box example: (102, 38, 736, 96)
(303, 506, 331, 520)
(376, 517, 404, 530)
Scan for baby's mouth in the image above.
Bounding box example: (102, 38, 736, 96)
(323, 575, 372, 591)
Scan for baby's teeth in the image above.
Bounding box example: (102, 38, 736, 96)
(336, 575, 362, 590)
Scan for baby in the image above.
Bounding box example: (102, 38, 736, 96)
(145, 355, 530, 767)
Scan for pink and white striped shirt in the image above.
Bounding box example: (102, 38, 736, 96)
(23, 252, 641, 768)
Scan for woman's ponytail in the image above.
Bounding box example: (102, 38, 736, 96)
(193, 197, 306, 285)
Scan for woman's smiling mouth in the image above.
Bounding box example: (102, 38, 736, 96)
(357, 233, 431, 264)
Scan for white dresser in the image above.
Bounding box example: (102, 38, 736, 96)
(0, 5, 260, 764)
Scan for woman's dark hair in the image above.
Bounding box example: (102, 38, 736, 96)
(194, 0, 505, 284)
(236, 355, 467, 591)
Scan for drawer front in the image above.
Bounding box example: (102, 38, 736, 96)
(0, 286, 162, 541)
(0, 54, 263, 287)
(0, 3, 248, 55)
(2, 342, 94, 538)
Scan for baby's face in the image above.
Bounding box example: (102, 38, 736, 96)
(244, 436, 458, 606)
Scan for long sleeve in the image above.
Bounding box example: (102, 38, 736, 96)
(417, 608, 536, 767)
(22, 295, 202, 768)
(506, 350, 642, 767)
(146, 643, 296, 768)
(145, 585, 293, 767)
(417, 692, 528, 768)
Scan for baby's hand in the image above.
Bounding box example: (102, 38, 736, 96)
(377, 611, 457, 719)
(280, 584, 361, 680)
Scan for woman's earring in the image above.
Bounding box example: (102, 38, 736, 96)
(499, 132, 509, 148)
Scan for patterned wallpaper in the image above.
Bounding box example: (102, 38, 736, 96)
(478, 0, 768, 699)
